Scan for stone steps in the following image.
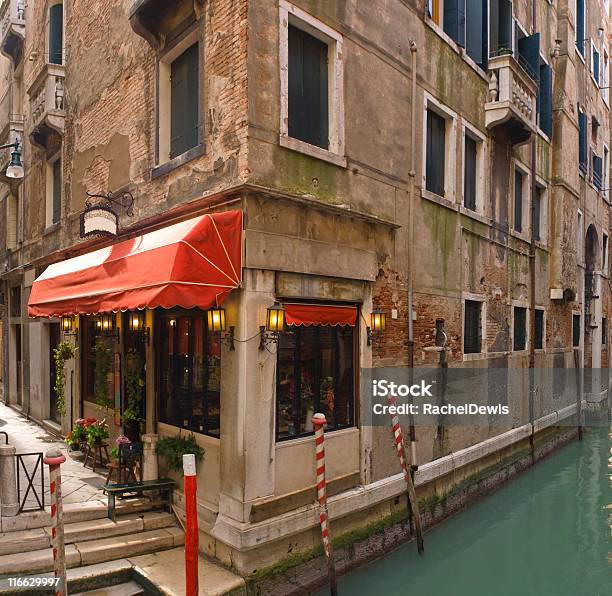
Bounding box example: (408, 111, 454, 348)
(0, 509, 184, 577)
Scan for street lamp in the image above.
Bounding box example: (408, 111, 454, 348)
(2, 140, 24, 179)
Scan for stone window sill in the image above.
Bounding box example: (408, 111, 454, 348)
(151, 144, 205, 180)
(279, 135, 347, 168)
(43, 222, 61, 236)
(421, 188, 458, 211)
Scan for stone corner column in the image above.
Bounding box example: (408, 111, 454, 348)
(142, 433, 159, 481)
(0, 443, 19, 517)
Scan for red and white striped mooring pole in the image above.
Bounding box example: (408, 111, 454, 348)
(183, 453, 199, 596)
(387, 396, 425, 553)
(44, 448, 67, 596)
(312, 413, 338, 596)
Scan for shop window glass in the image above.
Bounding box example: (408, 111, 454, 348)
(158, 312, 221, 437)
(276, 322, 355, 441)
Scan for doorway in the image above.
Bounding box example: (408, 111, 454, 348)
(49, 323, 61, 423)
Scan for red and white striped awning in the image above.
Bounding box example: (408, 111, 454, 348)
(28, 210, 242, 317)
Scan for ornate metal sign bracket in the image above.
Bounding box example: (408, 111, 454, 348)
(80, 189, 135, 239)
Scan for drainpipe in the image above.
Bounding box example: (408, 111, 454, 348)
(528, 0, 537, 458)
(407, 40, 418, 466)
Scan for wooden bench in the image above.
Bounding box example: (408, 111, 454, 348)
(104, 478, 176, 522)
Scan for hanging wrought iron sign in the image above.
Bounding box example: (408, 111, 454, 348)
(79, 190, 134, 239)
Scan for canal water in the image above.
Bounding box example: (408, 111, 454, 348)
(317, 427, 611, 596)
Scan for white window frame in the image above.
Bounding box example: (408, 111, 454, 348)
(534, 307, 546, 352)
(426, 0, 445, 29)
(156, 29, 201, 168)
(422, 93, 457, 203)
(461, 120, 486, 215)
(603, 231, 609, 275)
(45, 152, 61, 229)
(462, 292, 486, 361)
(512, 161, 530, 239)
(577, 209, 584, 265)
(279, 0, 346, 168)
(510, 300, 529, 353)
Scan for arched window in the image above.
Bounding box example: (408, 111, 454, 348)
(49, 3, 63, 65)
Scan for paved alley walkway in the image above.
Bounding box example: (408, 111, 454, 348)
(0, 403, 105, 511)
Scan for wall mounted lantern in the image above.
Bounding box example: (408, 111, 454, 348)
(207, 306, 235, 350)
(128, 311, 150, 344)
(95, 313, 119, 341)
(61, 315, 78, 339)
(367, 309, 386, 345)
(1, 140, 24, 179)
(259, 302, 285, 350)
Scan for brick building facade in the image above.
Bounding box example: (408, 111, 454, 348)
(0, 0, 609, 576)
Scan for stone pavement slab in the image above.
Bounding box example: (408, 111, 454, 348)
(0, 403, 106, 510)
(128, 547, 246, 596)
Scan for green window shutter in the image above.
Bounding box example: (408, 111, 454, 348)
(466, 0, 487, 69)
(52, 158, 61, 224)
(288, 25, 329, 150)
(464, 135, 477, 210)
(49, 4, 63, 65)
(170, 43, 199, 159)
(444, 0, 466, 47)
(576, 0, 585, 56)
(517, 33, 540, 82)
(578, 111, 587, 174)
(538, 63, 553, 138)
(426, 110, 446, 196)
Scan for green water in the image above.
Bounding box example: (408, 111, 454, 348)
(318, 428, 611, 596)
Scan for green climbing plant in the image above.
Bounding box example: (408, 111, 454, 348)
(156, 435, 204, 472)
(53, 341, 76, 417)
(93, 337, 113, 408)
(123, 348, 144, 426)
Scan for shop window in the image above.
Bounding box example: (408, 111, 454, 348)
(534, 309, 544, 350)
(49, 3, 63, 65)
(158, 312, 221, 437)
(276, 323, 355, 440)
(572, 314, 581, 348)
(463, 300, 482, 354)
(513, 306, 527, 351)
(123, 312, 147, 440)
(81, 316, 114, 407)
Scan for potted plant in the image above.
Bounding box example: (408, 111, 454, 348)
(65, 418, 87, 450)
(110, 435, 131, 461)
(156, 434, 204, 472)
(86, 418, 109, 446)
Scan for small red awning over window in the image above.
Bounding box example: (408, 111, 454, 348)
(28, 210, 242, 318)
(284, 303, 357, 327)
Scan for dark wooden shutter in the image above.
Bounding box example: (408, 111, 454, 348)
(464, 135, 477, 210)
(572, 314, 580, 347)
(593, 48, 600, 85)
(426, 110, 446, 196)
(464, 300, 481, 354)
(534, 310, 544, 350)
(288, 25, 329, 150)
(466, 0, 487, 69)
(170, 43, 199, 159)
(538, 63, 553, 138)
(514, 169, 523, 232)
(578, 111, 587, 174)
(517, 33, 540, 81)
(49, 4, 63, 65)
(444, 0, 465, 47)
(513, 307, 526, 350)
(593, 155, 603, 190)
